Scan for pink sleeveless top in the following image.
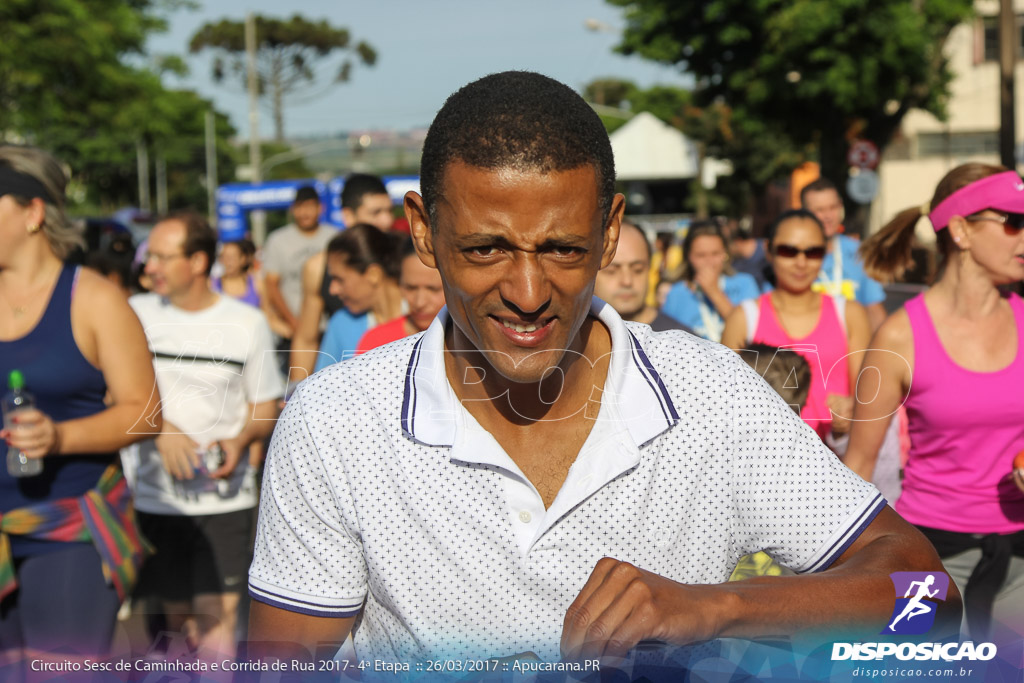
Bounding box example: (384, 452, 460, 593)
(896, 294, 1024, 534)
(752, 292, 850, 439)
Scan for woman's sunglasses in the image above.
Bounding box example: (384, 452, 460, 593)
(964, 211, 1024, 235)
(772, 244, 826, 260)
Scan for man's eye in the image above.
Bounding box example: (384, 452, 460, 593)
(551, 246, 583, 257)
(468, 246, 500, 257)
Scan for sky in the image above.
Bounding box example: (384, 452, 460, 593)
(147, 0, 693, 139)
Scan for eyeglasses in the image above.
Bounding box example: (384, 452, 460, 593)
(144, 251, 188, 264)
(772, 244, 826, 260)
(964, 211, 1024, 235)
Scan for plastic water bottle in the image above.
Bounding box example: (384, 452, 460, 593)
(4, 370, 42, 477)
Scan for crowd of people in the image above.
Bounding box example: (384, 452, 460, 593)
(0, 68, 1022, 679)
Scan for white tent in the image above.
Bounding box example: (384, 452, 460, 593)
(609, 111, 732, 187)
(610, 111, 699, 181)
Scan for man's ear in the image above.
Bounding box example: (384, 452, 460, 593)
(341, 207, 356, 228)
(600, 193, 627, 269)
(191, 251, 210, 278)
(405, 191, 437, 269)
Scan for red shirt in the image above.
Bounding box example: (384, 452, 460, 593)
(356, 316, 410, 354)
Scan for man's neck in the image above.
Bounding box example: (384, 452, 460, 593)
(295, 224, 321, 235)
(624, 306, 658, 326)
(444, 316, 612, 426)
(169, 282, 218, 312)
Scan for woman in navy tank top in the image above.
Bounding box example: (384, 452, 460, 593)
(0, 146, 161, 663)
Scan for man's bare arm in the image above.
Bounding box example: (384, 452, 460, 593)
(561, 506, 961, 660)
(264, 272, 297, 333)
(289, 253, 327, 384)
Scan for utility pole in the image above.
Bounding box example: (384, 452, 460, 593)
(246, 12, 266, 245)
(136, 138, 150, 212)
(155, 153, 167, 215)
(999, 0, 1017, 169)
(205, 110, 218, 224)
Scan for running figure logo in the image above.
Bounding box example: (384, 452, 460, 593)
(882, 572, 950, 635)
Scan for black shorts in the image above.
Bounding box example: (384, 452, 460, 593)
(136, 509, 254, 602)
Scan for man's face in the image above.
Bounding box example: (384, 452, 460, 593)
(144, 219, 200, 299)
(594, 225, 649, 318)
(802, 188, 843, 237)
(400, 253, 445, 332)
(410, 161, 622, 384)
(292, 199, 322, 231)
(347, 193, 394, 232)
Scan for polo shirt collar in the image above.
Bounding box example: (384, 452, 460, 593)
(401, 298, 679, 450)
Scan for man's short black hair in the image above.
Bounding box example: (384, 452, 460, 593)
(420, 71, 615, 227)
(294, 185, 320, 205)
(341, 173, 389, 210)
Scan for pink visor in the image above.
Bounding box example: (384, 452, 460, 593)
(928, 170, 1024, 231)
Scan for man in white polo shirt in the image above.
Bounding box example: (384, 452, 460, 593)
(248, 72, 958, 669)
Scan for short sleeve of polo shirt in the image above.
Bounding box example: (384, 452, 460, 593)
(723, 348, 885, 573)
(248, 382, 367, 617)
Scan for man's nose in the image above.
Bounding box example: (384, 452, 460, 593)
(500, 254, 551, 316)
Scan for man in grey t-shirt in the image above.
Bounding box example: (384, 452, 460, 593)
(261, 185, 337, 339)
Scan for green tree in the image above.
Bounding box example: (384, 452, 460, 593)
(585, 77, 805, 217)
(0, 0, 167, 142)
(189, 14, 377, 142)
(607, 0, 974, 230)
(0, 0, 237, 211)
(583, 77, 638, 107)
(259, 142, 315, 181)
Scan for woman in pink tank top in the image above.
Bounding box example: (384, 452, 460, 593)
(846, 163, 1024, 647)
(723, 209, 871, 440)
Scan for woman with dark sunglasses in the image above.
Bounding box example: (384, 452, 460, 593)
(722, 209, 870, 440)
(844, 163, 1024, 650)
